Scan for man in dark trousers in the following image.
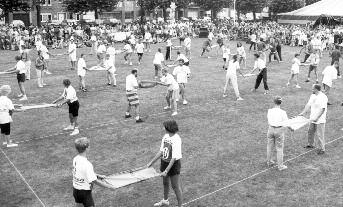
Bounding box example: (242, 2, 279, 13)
(330, 46, 341, 78)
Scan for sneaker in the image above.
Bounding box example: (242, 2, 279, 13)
(338, 75, 342, 79)
(267, 160, 275, 167)
(129, 62, 133, 66)
(63, 125, 74, 131)
(113, 85, 117, 87)
(264, 91, 269, 95)
(82, 88, 88, 92)
(124, 61, 128, 65)
(125, 114, 132, 119)
(38, 85, 43, 88)
(286, 82, 290, 87)
(17, 94, 23, 98)
(237, 97, 244, 101)
(70, 128, 79, 136)
(3, 142, 7, 145)
(42, 83, 47, 86)
(7, 143, 18, 148)
(153, 199, 169, 207)
(107, 83, 111, 85)
(223, 94, 228, 98)
(304, 145, 315, 149)
(251, 89, 256, 92)
(183, 100, 188, 105)
(171, 111, 178, 116)
(136, 118, 144, 123)
(19, 95, 28, 101)
(305, 80, 310, 82)
(317, 150, 325, 155)
(163, 106, 171, 110)
(45, 71, 52, 75)
(315, 80, 319, 84)
(278, 165, 288, 171)
(295, 85, 301, 89)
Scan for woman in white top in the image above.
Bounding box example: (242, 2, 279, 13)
(147, 120, 183, 207)
(223, 55, 244, 101)
(287, 53, 302, 89)
(52, 79, 80, 136)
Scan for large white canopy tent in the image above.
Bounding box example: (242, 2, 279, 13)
(277, 0, 343, 24)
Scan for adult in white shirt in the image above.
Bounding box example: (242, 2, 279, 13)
(148, 120, 183, 207)
(158, 69, 180, 116)
(125, 69, 143, 123)
(0, 85, 19, 147)
(6, 56, 28, 101)
(72, 137, 114, 207)
(123, 42, 133, 66)
(322, 61, 338, 105)
(77, 54, 89, 92)
(52, 79, 80, 136)
(153, 48, 165, 78)
(172, 59, 190, 105)
(135, 39, 145, 64)
(299, 84, 328, 154)
(250, 53, 269, 94)
(104, 54, 117, 87)
(68, 38, 77, 70)
(184, 34, 191, 58)
(287, 54, 302, 89)
(266, 96, 289, 170)
(174, 51, 189, 66)
(223, 55, 244, 101)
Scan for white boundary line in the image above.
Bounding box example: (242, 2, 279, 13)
(0, 148, 46, 207)
(182, 135, 343, 206)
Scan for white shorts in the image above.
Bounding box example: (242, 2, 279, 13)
(69, 55, 77, 62)
(78, 70, 86, 77)
(291, 66, 299, 74)
(108, 67, 116, 74)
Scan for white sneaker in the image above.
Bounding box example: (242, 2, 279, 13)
(129, 62, 133, 66)
(70, 128, 79, 136)
(63, 125, 74, 131)
(171, 111, 178, 116)
(223, 94, 228, 98)
(124, 61, 128, 65)
(295, 85, 301, 89)
(17, 94, 23, 98)
(19, 95, 28, 101)
(42, 83, 47, 86)
(175, 99, 179, 102)
(153, 199, 169, 207)
(38, 85, 43, 88)
(7, 143, 18, 148)
(183, 100, 188, 105)
(338, 75, 342, 79)
(278, 165, 288, 171)
(45, 71, 52, 75)
(286, 82, 290, 87)
(3, 142, 7, 145)
(237, 97, 244, 101)
(163, 106, 171, 110)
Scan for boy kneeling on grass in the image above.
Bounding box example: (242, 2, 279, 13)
(0, 85, 21, 147)
(73, 137, 114, 207)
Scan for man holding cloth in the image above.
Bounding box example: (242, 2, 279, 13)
(299, 84, 328, 155)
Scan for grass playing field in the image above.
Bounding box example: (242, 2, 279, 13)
(0, 37, 343, 207)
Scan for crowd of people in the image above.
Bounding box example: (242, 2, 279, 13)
(1, 18, 343, 207)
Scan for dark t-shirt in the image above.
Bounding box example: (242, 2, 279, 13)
(331, 50, 341, 60)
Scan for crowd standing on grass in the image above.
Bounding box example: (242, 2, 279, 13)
(1, 17, 342, 206)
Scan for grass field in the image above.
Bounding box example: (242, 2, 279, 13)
(0, 37, 343, 207)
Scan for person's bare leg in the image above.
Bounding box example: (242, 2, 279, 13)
(171, 175, 183, 207)
(163, 176, 170, 200)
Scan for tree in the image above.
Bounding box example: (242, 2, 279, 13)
(236, 0, 268, 20)
(63, 0, 119, 19)
(305, 0, 320, 5)
(0, 0, 30, 21)
(194, 0, 233, 19)
(137, 0, 190, 20)
(33, 0, 46, 27)
(269, 0, 305, 15)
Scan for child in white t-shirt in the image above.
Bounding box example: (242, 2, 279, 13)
(77, 54, 89, 92)
(287, 53, 302, 89)
(172, 59, 191, 105)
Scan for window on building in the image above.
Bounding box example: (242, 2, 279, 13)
(125, 11, 134, 19)
(69, 13, 73, 19)
(45, 0, 51, 6)
(40, 14, 52, 22)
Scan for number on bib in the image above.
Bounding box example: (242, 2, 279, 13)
(162, 147, 169, 160)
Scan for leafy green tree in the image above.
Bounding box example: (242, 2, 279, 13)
(305, 0, 320, 5)
(63, 0, 119, 19)
(269, 0, 305, 14)
(194, 0, 233, 18)
(236, 0, 268, 20)
(0, 0, 30, 19)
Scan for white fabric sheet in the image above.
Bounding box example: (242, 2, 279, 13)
(281, 116, 310, 131)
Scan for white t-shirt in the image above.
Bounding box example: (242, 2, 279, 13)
(135, 43, 144, 53)
(68, 43, 77, 57)
(90, 35, 97, 42)
(322, 65, 337, 87)
(144, 32, 152, 41)
(40, 45, 49, 60)
(16, 60, 26, 74)
(237, 46, 246, 58)
(0, 96, 14, 124)
(160, 133, 182, 162)
(123, 44, 133, 53)
(208, 32, 214, 41)
(153, 52, 164, 65)
(267, 107, 288, 127)
(308, 92, 328, 124)
(250, 34, 257, 43)
(107, 47, 116, 58)
(173, 65, 190, 83)
(222, 47, 230, 59)
(104, 59, 115, 73)
(126, 74, 138, 91)
(62, 85, 78, 103)
(77, 58, 87, 77)
(291, 58, 301, 73)
(97, 44, 106, 54)
(72, 155, 97, 190)
(161, 73, 179, 91)
(253, 58, 266, 70)
(226, 60, 240, 76)
(176, 54, 189, 63)
(184, 37, 191, 48)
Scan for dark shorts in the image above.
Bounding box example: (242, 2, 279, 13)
(17, 73, 26, 83)
(73, 188, 94, 207)
(160, 159, 181, 177)
(309, 65, 317, 72)
(68, 101, 79, 117)
(223, 58, 227, 62)
(184, 61, 190, 66)
(0, 123, 10, 135)
(137, 53, 143, 58)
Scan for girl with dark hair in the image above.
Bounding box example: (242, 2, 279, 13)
(52, 79, 80, 136)
(223, 55, 244, 101)
(147, 120, 183, 207)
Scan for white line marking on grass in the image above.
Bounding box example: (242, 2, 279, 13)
(182, 135, 343, 206)
(0, 148, 46, 207)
